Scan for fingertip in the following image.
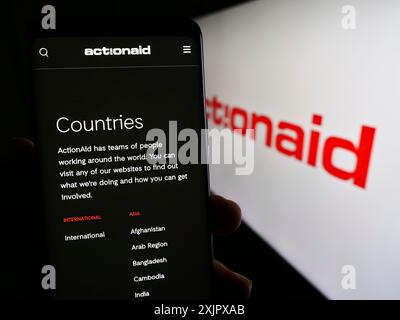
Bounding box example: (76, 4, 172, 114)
(210, 194, 242, 236)
(8, 137, 34, 159)
(213, 260, 252, 300)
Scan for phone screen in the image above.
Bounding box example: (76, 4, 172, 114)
(31, 35, 212, 299)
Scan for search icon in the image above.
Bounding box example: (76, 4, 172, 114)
(39, 47, 49, 57)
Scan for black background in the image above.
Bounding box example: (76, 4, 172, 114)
(2, 0, 324, 300)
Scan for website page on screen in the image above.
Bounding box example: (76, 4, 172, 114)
(32, 37, 211, 299)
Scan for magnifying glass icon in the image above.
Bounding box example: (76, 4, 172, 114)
(39, 47, 49, 57)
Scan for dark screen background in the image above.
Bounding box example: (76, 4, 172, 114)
(32, 37, 211, 299)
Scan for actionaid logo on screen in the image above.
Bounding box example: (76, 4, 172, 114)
(206, 96, 376, 189)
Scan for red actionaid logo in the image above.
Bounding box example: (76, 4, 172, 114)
(206, 96, 376, 189)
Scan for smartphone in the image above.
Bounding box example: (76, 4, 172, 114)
(29, 18, 212, 300)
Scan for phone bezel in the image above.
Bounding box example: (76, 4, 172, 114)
(27, 17, 214, 299)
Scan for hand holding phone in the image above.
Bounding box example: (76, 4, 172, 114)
(3, 138, 251, 299)
(27, 18, 251, 299)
